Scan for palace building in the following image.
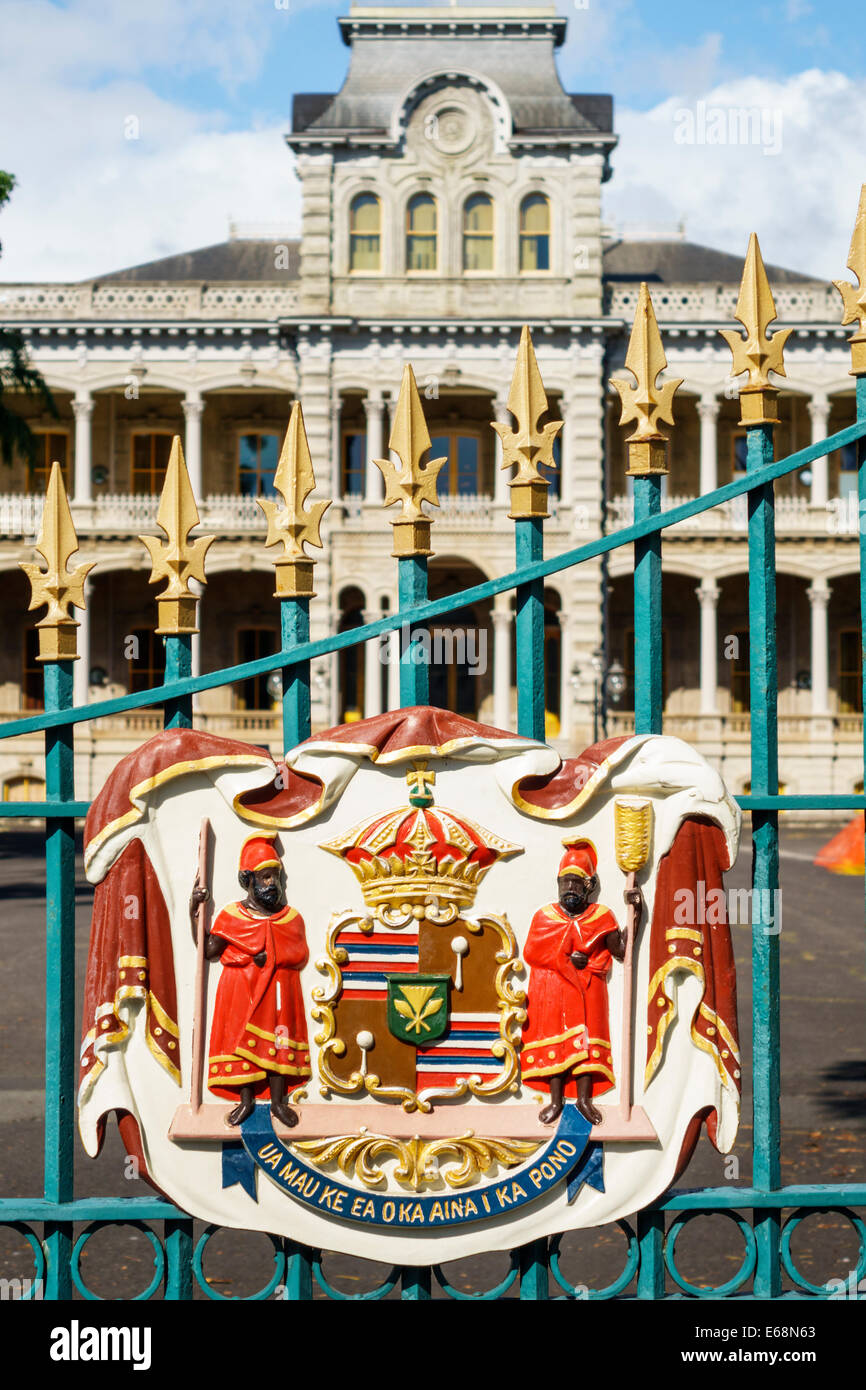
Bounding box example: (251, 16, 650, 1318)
(0, 2, 860, 802)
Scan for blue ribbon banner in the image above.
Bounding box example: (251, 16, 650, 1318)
(222, 1104, 603, 1229)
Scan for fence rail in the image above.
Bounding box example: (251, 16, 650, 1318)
(3, 214, 866, 1299)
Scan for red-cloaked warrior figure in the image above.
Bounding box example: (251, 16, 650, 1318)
(190, 835, 311, 1128)
(521, 842, 642, 1126)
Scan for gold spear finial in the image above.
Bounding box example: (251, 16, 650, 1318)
(374, 363, 446, 557)
(258, 402, 331, 598)
(139, 436, 214, 635)
(719, 233, 791, 426)
(492, 325, 562, 517)
(20, 461, 94, 661)
(833, 184, 866, 376)
(610, 282, 682, 475)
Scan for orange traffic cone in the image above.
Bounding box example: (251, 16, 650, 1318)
(814, 813, 865, 875)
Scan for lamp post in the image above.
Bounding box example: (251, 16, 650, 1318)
(585, 649, 627, 744)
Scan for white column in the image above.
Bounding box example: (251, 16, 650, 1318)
(183, 391, 204, 500)
(697, 395, 719, 496)
(493, 393, 510, 506)
(808, 396, 830, 508)
(808, 578, 830, 715)
(558, 611, 573, 739)
(190, 578, 203, 712)
(492, 597, 512, 731)
(697, 578, 719, 715)
(73, 575, 93, 707)
(330, 397, 342, 502)
(72, 391, 94, 505)
(363, 608, 383, 719)
(556, 400, 569, 508)
(364, 393, 385, 504)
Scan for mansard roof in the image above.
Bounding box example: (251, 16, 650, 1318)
(87, 235, 815, 289)
(603, 239, 817, 286)
(93, 240, 300, 283)
(288, 6, 612, 144)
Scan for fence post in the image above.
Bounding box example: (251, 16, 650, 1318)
(142, 438, 215, 1293)
(140, 437, 214, 734)
(722, 234, 789, 1297)
(495, 328, 561, 1291)
(374, 364, 446, 709)
(258, 403, 330, 750)
(833, 186, 866, 968)
(611, 281, 681, 740)
(611, 283, 681, 1287)
(495, 326, 561, 742)
(20, 462, 94, 1298)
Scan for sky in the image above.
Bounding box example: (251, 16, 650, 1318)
(0, 0, 863, 283)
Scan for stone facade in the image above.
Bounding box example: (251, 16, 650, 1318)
(0, 2, 861, 806)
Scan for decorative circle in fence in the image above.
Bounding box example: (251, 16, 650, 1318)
(780, 1208, 866, 1296)
(311, 1252, 399, 1300)
(2, 1221, 46, 1298)
(432, 1252, 520, 1300)
(549, 1220, 639, 1299)
(664, 1211, 757, 1298)
(71, 1222, 164, 1301)
(193, 1226, 285, 1301)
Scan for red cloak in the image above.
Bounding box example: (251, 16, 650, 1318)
(521, 902, 618, 1098)
(207, 902, 311, 1098)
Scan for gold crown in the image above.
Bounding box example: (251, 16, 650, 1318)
(321, 763, 521, 908)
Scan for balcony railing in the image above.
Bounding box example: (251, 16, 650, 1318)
(607, 493, 852, 536)
(607, 282, 842, 324)
(607, 711, 863, 740)
(0, 492, 564, 538)
(0, 282, 299, 320)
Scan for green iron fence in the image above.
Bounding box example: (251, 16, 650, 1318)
(2, 239, 866, 1300)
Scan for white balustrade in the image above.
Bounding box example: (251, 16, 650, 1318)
(0, 282, 299, 320)
(608, 493, 837, 535)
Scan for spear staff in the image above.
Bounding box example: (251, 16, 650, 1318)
(613, 797, 652, 1124)
(190, 817, 211, 1112)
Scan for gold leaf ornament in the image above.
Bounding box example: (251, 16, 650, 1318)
(293, 1130, 542, 1191)
(610, 282, 682, 476)
(258, 402, 331, 598)
(833, 183, 866, 375)
(20, 462, 94, 661)
(374, 364, 446, 557)
(138, 436, 214, 635)
(719, 233, 791, 425)
(492, 325, 561, 517)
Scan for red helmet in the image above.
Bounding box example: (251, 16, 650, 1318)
(239, 836, 281, 874)
(558, 841, 597, 880)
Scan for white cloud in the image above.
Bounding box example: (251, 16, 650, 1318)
(0, 0, 304, 279)
(604, 68, 866, 281)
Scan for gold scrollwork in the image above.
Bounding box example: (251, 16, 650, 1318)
(292, 1128, 541, 1191)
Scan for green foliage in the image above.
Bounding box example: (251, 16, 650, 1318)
(0, 169, 57, 467)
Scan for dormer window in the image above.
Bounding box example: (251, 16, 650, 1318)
(406, 193, 438, 272)
(519, 193, 550, 272)
(463, 193, 494, 272)
(349, 192, 381, 272)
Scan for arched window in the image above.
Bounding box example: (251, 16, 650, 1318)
(519, 193, 550, 272)
(406, 193, 438, 272)
(463, 193, 494, 272)
(349, 192, 381, 272)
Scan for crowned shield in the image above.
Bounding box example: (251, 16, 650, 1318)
(315, 763, 523, 1108)
(77, 708, 742, 1265)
